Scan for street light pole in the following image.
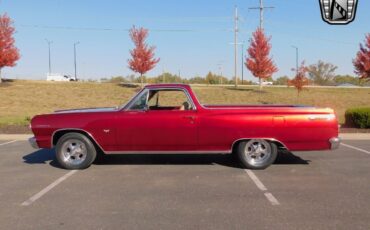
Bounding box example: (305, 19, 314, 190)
(249, 0, 275, 30)
(241, 42, 244, 85)
(291, 45, 299, 75)
(230, 42, 245, 84)
(234, 6, 238, 88)
(45, 39, 53, 74)
(217, 63, 223, 85)
(74, 42, 80, 80)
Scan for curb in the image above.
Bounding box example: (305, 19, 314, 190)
(0, 134, 32, 141)
(339, 133, 370, 140)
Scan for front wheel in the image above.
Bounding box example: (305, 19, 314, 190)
(237, 139, 277, 170)
(55, 133, 97, 169)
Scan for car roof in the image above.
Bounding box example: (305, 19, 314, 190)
(144, 83, 191, 89)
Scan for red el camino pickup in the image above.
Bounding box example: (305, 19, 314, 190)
(29, 84, 340, 170)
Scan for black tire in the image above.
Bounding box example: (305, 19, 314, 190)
(93, 148, 106, 164)
(237, 139, 278, 170)
(55, 132, 97, 169)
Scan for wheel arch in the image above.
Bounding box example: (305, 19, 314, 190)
(52, 128, 105, 154)
(231, 138, 288, 153)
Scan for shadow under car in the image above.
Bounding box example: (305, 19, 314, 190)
(22, 149, 310, 169)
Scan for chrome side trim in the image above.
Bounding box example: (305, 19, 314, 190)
(105, 150, 231, 154)
(51, 128, 106, 153)
(231, 138, 289, 150)
(28, 136, 39, 149)
(329, 137, 341, 150)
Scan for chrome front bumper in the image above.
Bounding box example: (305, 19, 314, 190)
(329, 137, 341, 150)
(28, 137, 39, 149)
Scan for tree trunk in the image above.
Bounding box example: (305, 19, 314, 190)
(140, 73, 143, 88)
(259, 77, 262, 91)
(0, 68, 2, 83)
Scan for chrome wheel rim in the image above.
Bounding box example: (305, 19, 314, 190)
(244, 139, 271, 166)
(61, 139, 87, 165)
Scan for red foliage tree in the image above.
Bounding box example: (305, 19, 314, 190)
(0, 14, 20, 83)
(128, 26, 159, 86)
(353, 34, 370, 80)
(288, 62, 309, 97)
(245, 28, 278, 90)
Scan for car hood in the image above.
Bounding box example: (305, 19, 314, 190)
(54, 107, 117, 114)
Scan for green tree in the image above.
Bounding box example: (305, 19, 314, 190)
(333, 75, 362, 86)
(274, 76, 290, 85)
(307, 60, 337, 86)
(217, 75, 231, 85)
(156, 72, 183, 83)
(125, 74, 137, 82)
(108, 76, 126, 83)
(188, 76, 206, 84)
(205, 72, 218, 84)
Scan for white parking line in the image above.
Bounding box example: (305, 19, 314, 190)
(21, 170, 77, 206)
(245, 169, 267, 191)
(0, 140, 17, 146)
(341, 143, 370, 155)
(245, 169, 280, 206)
(264, 192, 280, 206)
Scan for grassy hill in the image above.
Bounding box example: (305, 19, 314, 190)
(0, 80, 369, 127)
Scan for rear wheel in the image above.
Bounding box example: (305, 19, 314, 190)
(237, 139, 277, 170)
(55, 133, 97, 169)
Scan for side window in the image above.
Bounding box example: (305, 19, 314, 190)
(128, 90, 148, 110)
(147, 90, 193, 110)
(158, 91, 189, 107)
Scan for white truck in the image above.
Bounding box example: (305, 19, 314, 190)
(46, 74, 77, 82)
(254, 81, 273, 85)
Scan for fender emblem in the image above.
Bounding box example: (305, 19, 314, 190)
(103, 129, 110, 133)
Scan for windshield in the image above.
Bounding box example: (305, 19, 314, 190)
(124, 89, 149, 110)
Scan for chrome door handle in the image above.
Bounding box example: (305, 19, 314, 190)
(183, 116, 195, 120)
(183, 115, 195, 124)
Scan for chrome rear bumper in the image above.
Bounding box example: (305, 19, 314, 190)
(28, 137, 39, 149)
(329, 137, 341, 150)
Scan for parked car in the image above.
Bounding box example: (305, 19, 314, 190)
(262, 81, 273, 85)
(253, 81, 273, 85)
(47, 73, 77, 82)
(29, 84, 340, 170)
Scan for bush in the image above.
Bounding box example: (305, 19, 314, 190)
(345, 107, 370, 128)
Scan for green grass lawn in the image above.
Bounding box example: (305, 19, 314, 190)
(0, 80, 369, 126)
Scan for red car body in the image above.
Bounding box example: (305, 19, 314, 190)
(30, 84, 340, 154)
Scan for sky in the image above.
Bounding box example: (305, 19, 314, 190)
(1, 0, 369, 81)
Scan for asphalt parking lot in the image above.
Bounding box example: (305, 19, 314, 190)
(0, 139, 369, 230)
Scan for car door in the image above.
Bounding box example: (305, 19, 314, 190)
(116, 88, 198, 152)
